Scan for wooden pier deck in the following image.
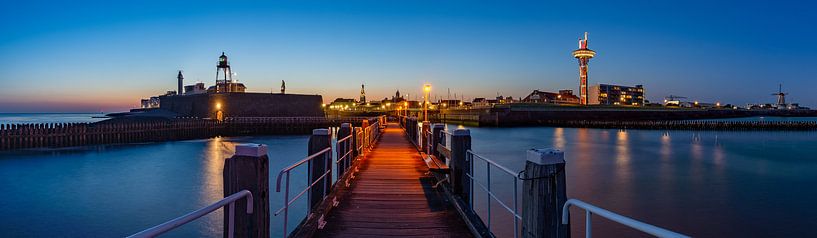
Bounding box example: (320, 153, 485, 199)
(315, 123, 473, 237)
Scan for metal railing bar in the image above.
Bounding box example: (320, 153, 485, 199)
(467, 150, 518, 177)
(465, 173, 522, 220)
(337, 134, 353, 143)
(275, 147, 331, 191)
(274, 169, 332, 215)
(562, 199, 690, 238)
(128, 190, 254, 238)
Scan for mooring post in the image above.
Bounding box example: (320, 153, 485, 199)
(521, 148, 569, 238)
(361, 119, 370, 148)
(431, 124, 445, 158)
(222, 143, 270, 238)
(421, 121, 431, 153)
(450, 129, 471, 201)
(337, 123, 352, 178)
(352, 127, 361, 157)
(308, 129, 332, 210)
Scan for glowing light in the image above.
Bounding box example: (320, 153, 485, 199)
(321, 103, 326, 107)
(423, 84, 432, 92)
(215, 103, 222, 110)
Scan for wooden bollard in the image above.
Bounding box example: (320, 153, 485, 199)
(223, 143, 270, 238)
(431, 124, 445, 158)
(361, 120, 369, 148)
(421, 121, 430, 154)
(450, 129, 471, 201)
(308, 129, 332, 210)
(337, 123, 352, 178)
(521, 148, 569, 238)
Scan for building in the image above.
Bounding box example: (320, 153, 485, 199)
(588, 84, 645, 106)
(523, 90, 580, 104)
(184, 83, 207, 95)
(144, 52, 324, 118)
(572, 32, 596, 105)
(328, 98, 357, 111)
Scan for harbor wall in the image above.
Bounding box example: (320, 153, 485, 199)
(159, 93, 325, 118)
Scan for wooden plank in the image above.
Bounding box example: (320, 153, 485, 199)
(313, 123, 473, 238)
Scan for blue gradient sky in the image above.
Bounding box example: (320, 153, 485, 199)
(1, 0, 815, 112)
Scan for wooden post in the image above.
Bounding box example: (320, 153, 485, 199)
(431, 124, 445, 158)
(521, 148, 569, 238)
(337, 123, 352, 179)
(308, 128, 331, 210)
(223, 143, 270, 238)
(421, 121, 430, 154)
(449, 129, 471, 201)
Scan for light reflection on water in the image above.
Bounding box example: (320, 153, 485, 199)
(0, 135, 311, 237)
(453, 124, 817, 238)
(1, 123, 817, 237)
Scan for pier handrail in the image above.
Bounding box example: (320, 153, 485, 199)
(562, 199, 690, 238)
(465, 149, 523, 238)
(273, 146, 332, 237)
(128, 190, 254, 238)
(273, 116, 384, 237)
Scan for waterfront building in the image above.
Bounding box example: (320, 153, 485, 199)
(573, 32, 596, 105)
(587, 84, 645, 106)
(152, 53, 323, 118)
(522, 89, 580, 104)
(184, 83, 207, 95)
(328, 98, 357, 111)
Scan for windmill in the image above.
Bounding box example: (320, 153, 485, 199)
(772, 84, 787, 106)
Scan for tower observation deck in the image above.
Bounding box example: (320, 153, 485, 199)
(572, 32, 596, 105)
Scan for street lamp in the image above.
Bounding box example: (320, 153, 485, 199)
(423, 84, 431, 121)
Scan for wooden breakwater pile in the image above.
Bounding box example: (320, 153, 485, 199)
(537, 120, 817, 131)
(0, 116, 378, 151)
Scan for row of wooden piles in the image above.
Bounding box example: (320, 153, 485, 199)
(0, 117, 378, 151)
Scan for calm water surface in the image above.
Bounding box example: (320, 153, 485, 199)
(1, 116, 816, 237)
(458, 123, 817, 237)
(0, 136, 313, 237)
(0, 113, 107, 124)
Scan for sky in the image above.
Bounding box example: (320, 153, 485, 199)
(1, 0, 815, 112)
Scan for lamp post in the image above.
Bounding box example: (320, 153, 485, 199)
(423, 84, 431, 121)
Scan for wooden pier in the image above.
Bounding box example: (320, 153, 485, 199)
(314, 123, 472, 237)
(131, 116, 689, 238)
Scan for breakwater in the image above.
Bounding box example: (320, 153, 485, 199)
(0, 117, 376, 151)
(531, 120, 817, 131)
(433, 105, 817, 129)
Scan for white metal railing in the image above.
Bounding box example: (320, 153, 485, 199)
(465, 150, 522, 238)
(273, 118, 383, 237)
(274, 147, 333, 237)
(562, 199, 690, 238)
(128, 190, 254, 238)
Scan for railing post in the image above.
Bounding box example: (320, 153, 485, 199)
(353, 127, 361, 157)
(337, 123, 352, 178)
(421, 121, 430, 154)
(450, 129, 471, 201)
(308, 129, 331, 210)
(521, 148, 569, 238)
(361, 120, 370, 148)
(223, 143, 270, 238)
(431, 124, 444, 158)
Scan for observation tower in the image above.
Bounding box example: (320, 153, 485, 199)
(572, 32, 596, 105)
